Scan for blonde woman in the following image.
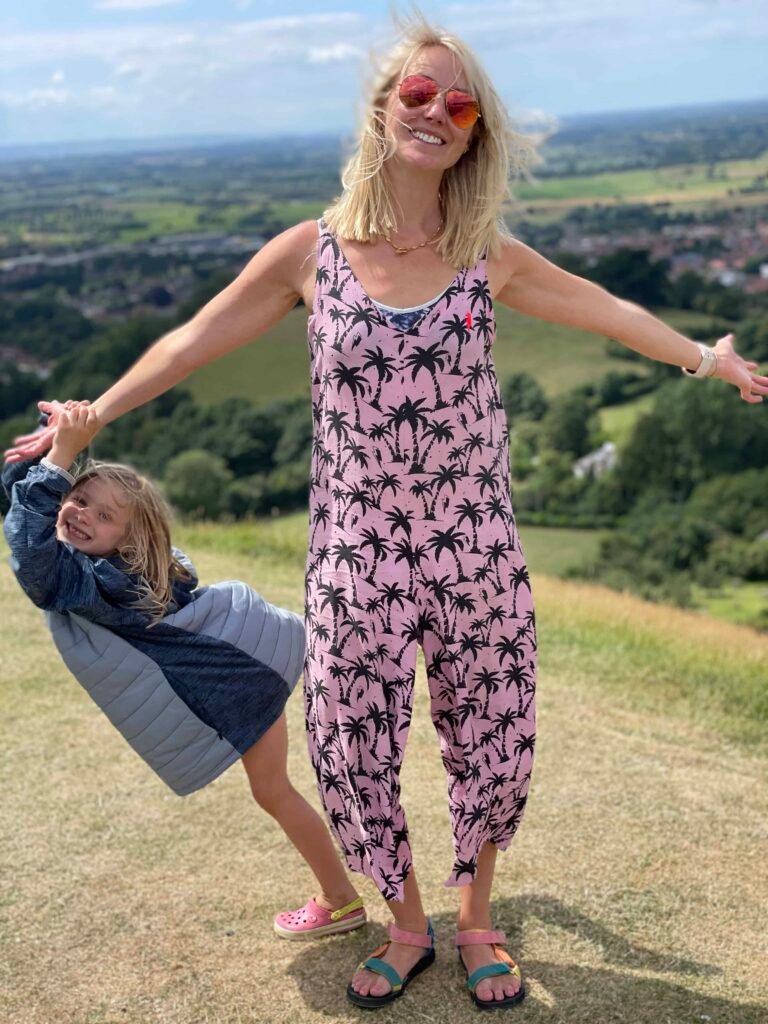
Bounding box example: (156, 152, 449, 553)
(8, 18, 765, 1012)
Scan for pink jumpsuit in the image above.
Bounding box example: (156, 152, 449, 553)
(304, 222, 537, 902)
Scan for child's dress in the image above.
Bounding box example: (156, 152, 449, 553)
(3, 457, 305, 796)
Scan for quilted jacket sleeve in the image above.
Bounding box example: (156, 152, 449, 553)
(3, 457, 112, 615)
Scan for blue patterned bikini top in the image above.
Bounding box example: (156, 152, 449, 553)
(372, 289, 446, 332)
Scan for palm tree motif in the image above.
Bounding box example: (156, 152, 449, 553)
(360, 526, 390, 582)
(331, 364, 367, 427)
(474, 308, 494, 349)
(428, 463, 463, 518)
(504, 662, 534, 717)
(337, 439, 369, 479)
(328, 305, 347, 348)
(310, 502, 330, 546)
(492, 707, 519, 760)
(484, 494, 509, 524)
(468, 276, 491, 311)
(463, 360, 487, 418)
(304, 220, 536, 904)
(362, 345, 397, 407)
(384, 506, 413, 539)
(393, 538, 427, 593)
(384, 396, 430, 464)
(419, 418, 455, 469)
(427, 525, 468, 580)
(378, 581, 408, 633)
(441, 313, 471, 372)
(337, 617, 371, 660)
(368, 422, 397, 461)
(324, 406, 352, 465)
(365, 701, 389, 756)
(343, 301, 379, 338)
(341, 714, 371, 774)
(404, 342, 449, 408)
(375, 470, 402, 499)
(473, 465, 497, 498)
(317, 581, 348, 649)
(474, 667, 502, 716)
(510, 563, 532, 616)
(456, 498, 485, 553)
(408, 478, 434, 517)
(512, 731, 536, 781)
(424, 574, 453, 635)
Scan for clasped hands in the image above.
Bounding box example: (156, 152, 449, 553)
(4, 399, 101, 464)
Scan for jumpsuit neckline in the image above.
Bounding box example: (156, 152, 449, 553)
(325, 225, 468, 336)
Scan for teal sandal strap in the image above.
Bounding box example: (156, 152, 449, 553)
(361, 956, 403, 993)
(466, 961, 513, 992)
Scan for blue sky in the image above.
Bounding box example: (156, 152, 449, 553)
(1, 1, 766, 145)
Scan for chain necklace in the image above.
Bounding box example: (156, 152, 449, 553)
(384, 221, 443, 255)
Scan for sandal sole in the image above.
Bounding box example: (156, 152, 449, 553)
(471, 985, 526, 1010)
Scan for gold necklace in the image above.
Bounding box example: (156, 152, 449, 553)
(385, 222, 443, 255)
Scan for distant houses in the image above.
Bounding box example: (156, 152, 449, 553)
(572, 441, 617, 479)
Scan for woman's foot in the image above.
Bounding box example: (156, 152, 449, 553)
(351, 940, 424, 998)
(459, 942, 523, 1003)
(348, 920, 435, 1004)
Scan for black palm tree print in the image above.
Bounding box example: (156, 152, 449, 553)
(303, 222, 537, 902)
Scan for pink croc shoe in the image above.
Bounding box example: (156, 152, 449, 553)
(273, 895, 366, 940)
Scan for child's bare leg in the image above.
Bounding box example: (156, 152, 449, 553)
(241, 713, 357, 908)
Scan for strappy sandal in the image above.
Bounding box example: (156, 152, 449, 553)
(456, 929, 525, 1010)
(346, 919, 435, 1009)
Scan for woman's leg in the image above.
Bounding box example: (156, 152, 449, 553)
(349, 866, 431, 999)
(457, 841, 522, 1002)
(242, 713, 357, 909)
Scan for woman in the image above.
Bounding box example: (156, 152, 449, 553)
(8, 18, 766, 1012)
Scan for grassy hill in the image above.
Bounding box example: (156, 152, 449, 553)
(1, 521, 766, 1024)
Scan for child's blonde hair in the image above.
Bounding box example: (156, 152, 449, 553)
(324, 14, 539, 268)
(72, 460, 191, 621)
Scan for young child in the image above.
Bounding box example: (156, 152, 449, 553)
(2, 404, 365, 940)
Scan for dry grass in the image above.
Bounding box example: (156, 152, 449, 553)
(1, 542, 766, 1024)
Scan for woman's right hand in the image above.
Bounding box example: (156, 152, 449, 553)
(3, 399, 88, 463)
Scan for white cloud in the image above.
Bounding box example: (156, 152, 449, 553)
(308, 43, 364, 64)
(94, 0, 185, 10)
(51, 70, 65, 83)
(0, 88, 71, 110)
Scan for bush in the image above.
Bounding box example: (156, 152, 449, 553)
(164, 450, 233, 519)
(500, 372, 548, 424)
(705, 536, 768, 581)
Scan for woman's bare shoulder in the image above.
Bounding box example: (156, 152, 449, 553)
(487, 236, 532, 297)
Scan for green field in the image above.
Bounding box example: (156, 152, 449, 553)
(599, 393, 655, 447)
(693, 581, 768, 631)
(516, 151, 768, 205)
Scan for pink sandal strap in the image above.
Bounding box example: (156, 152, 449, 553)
(389, 922, 434, 949)
(455, 929, 507, 947)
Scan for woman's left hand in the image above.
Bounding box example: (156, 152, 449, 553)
(713, 334, 768, 403)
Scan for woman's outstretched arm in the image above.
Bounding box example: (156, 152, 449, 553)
(5, 220, 318, 460)
(494, 239, 768, 403)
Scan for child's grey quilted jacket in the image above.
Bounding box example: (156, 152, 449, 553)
(3, 457, 305, 795)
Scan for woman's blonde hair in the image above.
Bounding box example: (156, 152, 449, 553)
(324, 14, 539, 268)
(72, 461, 192, 621)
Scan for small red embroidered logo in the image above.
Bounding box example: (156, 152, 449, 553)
(465, 311, 472, 330)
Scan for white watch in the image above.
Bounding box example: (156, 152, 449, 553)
(681, 343, 717, 379)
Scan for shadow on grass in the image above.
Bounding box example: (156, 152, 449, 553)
(284, 894, 764, 1023)
(498, 893, 716, 977)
